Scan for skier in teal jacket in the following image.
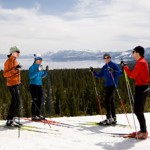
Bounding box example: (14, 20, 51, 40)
(29, 54, 48, 120)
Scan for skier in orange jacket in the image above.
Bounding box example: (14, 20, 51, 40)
(3, 46, 22, 127)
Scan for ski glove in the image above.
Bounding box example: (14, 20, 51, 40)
(46, 65, 49, 71)
(120, 61, 127, 69)
(108, 67, 115, 73)
(89, 67, 94, 72)
(15, 64, 22, 70)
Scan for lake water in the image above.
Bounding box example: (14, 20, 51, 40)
(0, 58, 120, 70)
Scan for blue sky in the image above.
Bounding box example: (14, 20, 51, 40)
(0, 0, 150, 54)
(0, 0, 76, 15)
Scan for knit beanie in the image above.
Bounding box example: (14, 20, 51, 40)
(10, 46, 20, 54)
(34, 54, 43, 61)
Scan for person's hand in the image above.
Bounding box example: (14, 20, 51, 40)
(46, 65, 49, 71)
(120, 61, 127, 67)
(15, 64, 22, 70)
(89, 67, 94, 72)
(108, 67, 114, 73)
(38, 65, 43, 71)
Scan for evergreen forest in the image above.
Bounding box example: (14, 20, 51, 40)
(0, 63, 150, 120)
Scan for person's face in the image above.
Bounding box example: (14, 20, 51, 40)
(132, 50, 140, 60)
(12, 51, 20, 58)
(104, 56, 111, 64)
(36, 59, 42, 65)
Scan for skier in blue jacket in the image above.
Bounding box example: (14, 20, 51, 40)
(29, 54, 48, 120)
(90, 53, 122, 125)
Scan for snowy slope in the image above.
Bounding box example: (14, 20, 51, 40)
(0, 113, 150, 150)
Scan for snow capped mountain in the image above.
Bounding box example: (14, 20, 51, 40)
(1, 47, 150, 61)
(114, 50, 132, 59)
(42, 48, 150, 61)
(42, 50, 124, 61)
(43, 50, 102, 61)
(115, 47, 150, 61)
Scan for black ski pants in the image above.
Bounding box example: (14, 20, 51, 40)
(105, 86, 116, 119)
(7, 84, 20, 120)
(30, 84, 43, 117)
(134, 85, 149, 133)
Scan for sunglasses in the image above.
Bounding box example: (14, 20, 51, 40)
(104, 57, 110, 59)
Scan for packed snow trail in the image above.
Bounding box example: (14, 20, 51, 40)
(0, 113, 150, 150)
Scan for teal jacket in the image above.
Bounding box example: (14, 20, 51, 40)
(29, 63, 48, 85)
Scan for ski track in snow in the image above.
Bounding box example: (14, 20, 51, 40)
(0, 113, 150, 150)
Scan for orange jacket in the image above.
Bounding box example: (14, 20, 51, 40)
(3, 55, 21, 86)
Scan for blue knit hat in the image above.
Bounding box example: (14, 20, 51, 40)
(34, 54, 42, 61)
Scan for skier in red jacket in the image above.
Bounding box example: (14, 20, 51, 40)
(121, 46, 149, 139)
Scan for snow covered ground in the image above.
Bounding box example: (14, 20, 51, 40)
(0, 113, 150, 150)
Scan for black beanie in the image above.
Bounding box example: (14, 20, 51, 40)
(133, 46, 144, 57)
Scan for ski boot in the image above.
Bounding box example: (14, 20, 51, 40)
(6, 120, 20, 127)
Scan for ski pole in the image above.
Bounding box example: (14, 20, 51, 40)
(38, 65, 51, 117)
(107, 65, 131, 128)
(21, 83, 51, 128)
(17, 85, 21, 138)
(41, 89, 46, 119)
(42, 65, 51, 117)
(124, 70, 138, 137)
(144, 86, 150, 93)
(124, 72, 134, 103)
(17, 67, 21, 138)
(18, 86, 21, 138)
(16, 69, 21, 138)
(91, 71, 103, 120)
(32, 100, 51, 128)
(47, 71, 51, 117)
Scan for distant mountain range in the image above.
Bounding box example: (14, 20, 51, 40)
(1, 47, 150, 61)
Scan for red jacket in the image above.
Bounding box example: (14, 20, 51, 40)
(124, 57, 149, 85)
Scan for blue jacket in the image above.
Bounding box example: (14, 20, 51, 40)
(29, 63, 48, 86)
(93, 61, 122, 87)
